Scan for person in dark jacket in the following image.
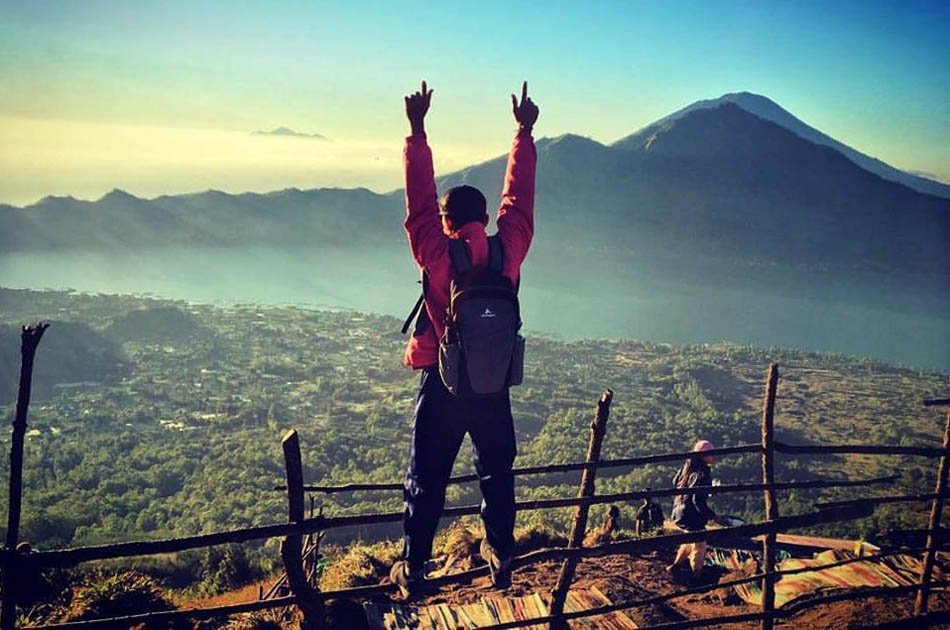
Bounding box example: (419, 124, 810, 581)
(665, 440, 728, 580)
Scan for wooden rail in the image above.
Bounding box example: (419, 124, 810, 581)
(281, 430, 323, 628)
(550, 389, 611, 625)
(773, 442, 949, 457)
(24, 596, 299, 629)
(2, 323, 48, 630)
(283, 442, 948, 494)
(761, 363, 780, 630)
(815, 492, 950, 510)
(915, 410, 950, 615)
(21, 476, 902, 569)
(283, 444, 765, 493)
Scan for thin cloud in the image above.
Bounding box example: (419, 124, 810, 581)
(251, 126, 330, 141)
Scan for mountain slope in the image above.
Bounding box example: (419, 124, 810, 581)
(0, 187, 401, 252)
(0, 320, 129, 405)
(613, 91, 950, 199)
(438, 104, 950, 277)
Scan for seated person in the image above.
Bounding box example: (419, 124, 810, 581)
(634, 492, 664, 535)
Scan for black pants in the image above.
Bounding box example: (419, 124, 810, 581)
(402, 367, 517, 570)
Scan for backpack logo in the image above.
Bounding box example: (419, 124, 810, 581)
(480, 307, 496, 318)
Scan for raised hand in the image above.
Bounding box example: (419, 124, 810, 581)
(511, 81, 539, 131)
(405, 80, 433, 135)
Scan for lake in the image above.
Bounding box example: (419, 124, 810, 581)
(2, 247, 947, 372)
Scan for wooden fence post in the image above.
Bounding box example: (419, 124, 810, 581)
(281, 430, 324, 629)
(760, 363, 779, 630)
(914, 410, 950, 616)
(549, 390, 613, 628)
(1, 323, 48, 630)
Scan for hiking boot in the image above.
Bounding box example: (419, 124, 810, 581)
(480, 538, 512, 589)
(389, 560, 424, 598)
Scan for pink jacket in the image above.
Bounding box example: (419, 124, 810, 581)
(403, 128, 537, 368)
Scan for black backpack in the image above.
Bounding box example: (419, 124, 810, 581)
(403, 235, 524, 397)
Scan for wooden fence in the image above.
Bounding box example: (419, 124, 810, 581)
(2, 324, 949, 629)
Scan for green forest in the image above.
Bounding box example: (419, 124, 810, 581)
(1, 287, 947, 595)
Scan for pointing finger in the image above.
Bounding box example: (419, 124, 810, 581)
(421, 80, 427, 96)
(521, 81, 528, 104)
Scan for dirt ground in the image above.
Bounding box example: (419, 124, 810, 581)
(186, 545, 950, 628)
(330, 549, 950, 629)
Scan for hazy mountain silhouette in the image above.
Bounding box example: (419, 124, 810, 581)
(614, 91, 950, 199)
(2, 96, 948, 282)
(252, 126, 329, 140)
(0, 187, 399, 252)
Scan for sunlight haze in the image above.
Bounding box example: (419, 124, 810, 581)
(0, 0, 947, 204)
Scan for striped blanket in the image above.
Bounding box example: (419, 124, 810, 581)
(364, 587, 638, 629)
(708, 547, 937, 608)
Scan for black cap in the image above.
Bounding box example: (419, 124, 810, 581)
(439, 185, 488, 226)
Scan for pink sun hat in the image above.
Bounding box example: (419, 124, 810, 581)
(693, 440, 715, 454)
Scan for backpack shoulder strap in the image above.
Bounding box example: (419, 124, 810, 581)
(487, 234, 504, 273)
(401, 270, 430, 335)
(401, 293, 424, 334)
(448, 238, 472, 275)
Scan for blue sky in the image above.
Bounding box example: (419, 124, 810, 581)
(0, 0, 947, 203)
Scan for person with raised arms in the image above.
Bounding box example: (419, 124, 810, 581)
(390, 80, 539, 597)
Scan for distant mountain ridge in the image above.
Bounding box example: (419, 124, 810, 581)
(2, 94, 948, 282)
(0, 186, 399, 252)
(252, 126, 329, 140)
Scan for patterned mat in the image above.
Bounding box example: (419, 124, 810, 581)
(708, 547, 938, 608)
(364, 587, 638, 629)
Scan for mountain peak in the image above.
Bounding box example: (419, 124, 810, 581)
(99, 189, 141, 203)
(615, 102, 804, 157)
(27, 194, 85, 210)
(548, 133, 599, 145)
(718, 90, 773, 102)
(715, 92, 789, 114)
(37, 194, 78, 204)
(614, 92, 950, 198)
(537, 133, 606, 154)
